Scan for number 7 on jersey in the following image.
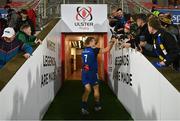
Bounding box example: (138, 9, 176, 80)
(84, 54, 88, 63)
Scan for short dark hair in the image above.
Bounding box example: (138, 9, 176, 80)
(20, 24, 31, 31)
(124, 13, 131, 21)
(84, 37, 95, 46)
(116, 8, 122, 12)
(148, 16, 161, 30)
(21, 9, 28, 14)
(136, 13, 147, 22)
(4, 5, 11, 9)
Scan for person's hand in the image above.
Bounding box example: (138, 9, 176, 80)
(111, 37, 117, 43)
(152, 61, 166, 68)
(122, 43, 131, 48)
(136, 45, 143, 53)
(23, 53, 31, 59)
(159, 61, 165, 66)
(139, 41, 147, 47)
(35, 39, 42, 44)
(117, 28, 124, 32)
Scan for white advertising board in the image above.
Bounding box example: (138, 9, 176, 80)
(108, 47, 180, 120)
(0, 20, 62, 120)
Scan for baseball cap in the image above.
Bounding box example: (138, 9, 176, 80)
(159, 16, 172, 25)
(2, 27, 15, 38)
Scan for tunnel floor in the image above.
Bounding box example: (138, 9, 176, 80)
(43, 80, 133, 120)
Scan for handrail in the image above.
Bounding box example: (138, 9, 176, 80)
(36, 1, 62, 29)
(0, 18, 60, 91)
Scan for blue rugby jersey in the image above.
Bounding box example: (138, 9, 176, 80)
(82, 47, 100, 73)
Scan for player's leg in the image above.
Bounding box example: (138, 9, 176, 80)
(93, 84, 102, 111)
(82, 83, 91, 102)
(81, 83, 91, 114)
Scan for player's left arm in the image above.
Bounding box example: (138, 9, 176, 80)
(99, 37, 117, 54)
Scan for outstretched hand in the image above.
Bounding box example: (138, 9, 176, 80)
(110, 37, 117, 44)
(23, 53, 31, 59)
(35, 39, 42, 44)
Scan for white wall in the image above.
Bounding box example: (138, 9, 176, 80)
(0, 20, 62, 120)
(108, 47, 180, 120)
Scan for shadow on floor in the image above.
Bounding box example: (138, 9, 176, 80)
(43, 80, 133, 120)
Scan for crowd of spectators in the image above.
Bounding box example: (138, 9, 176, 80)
(108, 8, 180, 72)
(0, 5, 41, 69)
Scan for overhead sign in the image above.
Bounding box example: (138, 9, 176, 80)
(61, 4, 108, 32)
(158, 9, 180, 25)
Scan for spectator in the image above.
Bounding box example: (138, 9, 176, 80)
(151, 6, 156, 12)
(136, 13, 155, 56)
(152, 10, 164, 17)
(122, 21, 140, 49)
(109, 8, 118, 19)
(4, 5, 11, 12)
(109, 8, 118, 27)
(159, 14, 180, 46)
(0, 27, 33, 69)
(148, 17, 180, 70)
(7, 8, 18, 28)
(16, 9, 35, 35)
(27, 9, 36, 31)
(16, 24, 41, 46)
(124, 13, 131, 22)
(113, 8, 126, 34)
(129, 15, 138, 37)
(0, 13, 7, 36)
(122, 22, 134, 48)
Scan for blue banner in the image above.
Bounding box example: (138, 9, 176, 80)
(0, 8, 8, 19)
(158, 9, 180, 25)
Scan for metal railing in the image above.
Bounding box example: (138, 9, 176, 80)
(35, 1, 62, 30)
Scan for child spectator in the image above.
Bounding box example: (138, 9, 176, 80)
(122, 21, 140, 50)
(16, 24, 41, 46)
(16, 9, 35, 35)
(121, 22, 133, 48)
(0, 27, 33, 69)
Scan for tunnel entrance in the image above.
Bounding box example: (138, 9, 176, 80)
(61, 33, 108, 81)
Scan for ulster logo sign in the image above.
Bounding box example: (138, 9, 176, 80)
(74, 6, 94, 30)
(61, 4, 107, 32)
(76, 6, 93, 21)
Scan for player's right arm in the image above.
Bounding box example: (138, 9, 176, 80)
(99, 37, 117, 54)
